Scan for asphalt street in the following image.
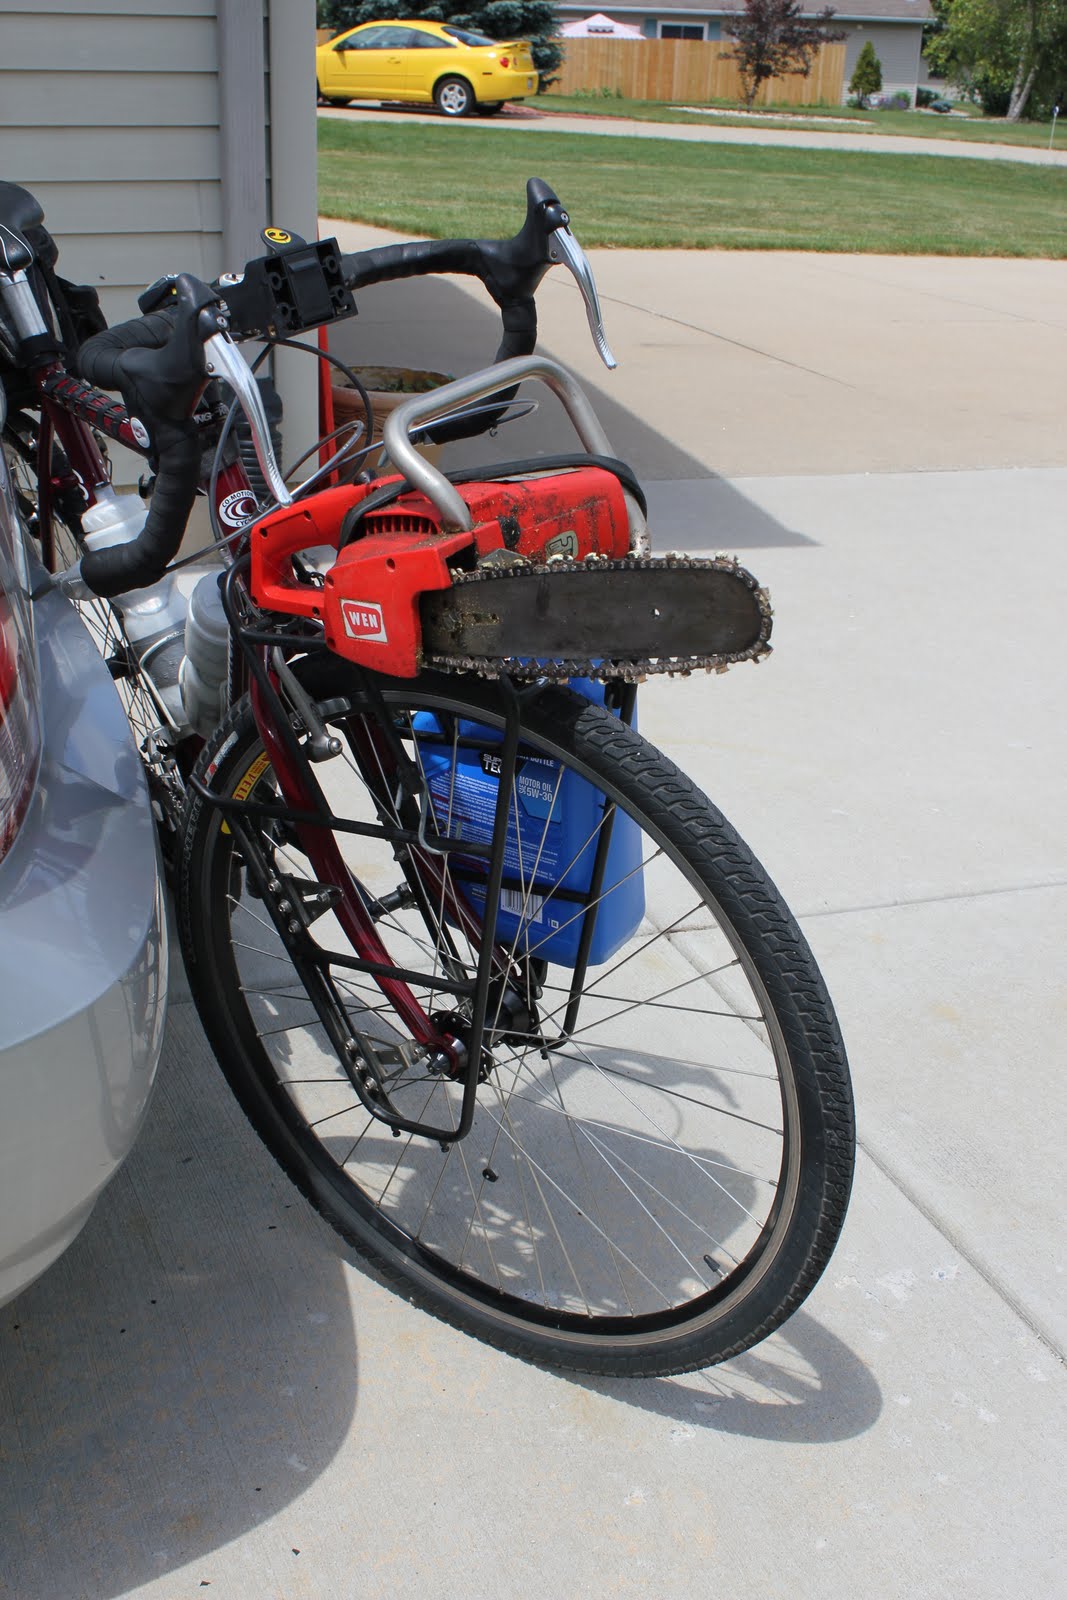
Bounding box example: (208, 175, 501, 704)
(320, 101, 1067, 165)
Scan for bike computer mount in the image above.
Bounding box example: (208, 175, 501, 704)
(217, 228, 355, 341)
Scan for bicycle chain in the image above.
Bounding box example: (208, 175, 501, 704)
(421, 552, 774, 682)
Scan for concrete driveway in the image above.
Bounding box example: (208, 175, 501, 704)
(2, 233, 1064, 1599)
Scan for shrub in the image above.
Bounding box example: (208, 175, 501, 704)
(849, 40, 883, 107)
(974, 72, 1012, 117)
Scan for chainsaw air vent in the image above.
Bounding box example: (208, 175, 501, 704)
(363, 510, 439, 537)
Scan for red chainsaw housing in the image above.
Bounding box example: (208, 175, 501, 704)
(250, 467, 631, 675)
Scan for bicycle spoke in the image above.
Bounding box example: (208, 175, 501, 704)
(184, 669, 851, 1359)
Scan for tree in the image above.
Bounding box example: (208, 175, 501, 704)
(317, 1, 564, 89)
(923, 0, 1067, 120)
(723, 0, 846, 109)
(849, 39, 883, 105)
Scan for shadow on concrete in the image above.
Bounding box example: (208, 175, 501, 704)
(0, 1001, 357, 1600)
(575, 1312, 883, 1444)
(328, 276, 814, 548)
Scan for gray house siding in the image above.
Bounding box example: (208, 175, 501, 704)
(0, 0, 229, 329)
(0, 0, 318, 486)
(842, 22, 924, 99)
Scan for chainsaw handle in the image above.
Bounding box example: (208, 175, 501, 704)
(381, 354, 649, 555)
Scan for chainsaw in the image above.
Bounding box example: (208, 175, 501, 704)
(250, 357, 772, 682)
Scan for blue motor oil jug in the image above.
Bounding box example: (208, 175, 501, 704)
(415, 681, 644, 966)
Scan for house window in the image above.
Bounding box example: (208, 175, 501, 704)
(659, 23, 707, 40)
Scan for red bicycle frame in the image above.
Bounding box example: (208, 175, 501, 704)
(29, 360, 252, 571)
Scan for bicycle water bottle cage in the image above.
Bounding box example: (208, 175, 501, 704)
(250, 465, 633, 677)
(219, 235, 354, 339)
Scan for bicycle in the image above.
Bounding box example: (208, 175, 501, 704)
(1, 177, 854, 1378)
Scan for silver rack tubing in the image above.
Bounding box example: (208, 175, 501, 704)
(382, 355, 649, 554)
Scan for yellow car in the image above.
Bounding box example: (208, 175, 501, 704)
(316, 20, 538, 118)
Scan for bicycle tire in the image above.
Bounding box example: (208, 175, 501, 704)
(3, 413, 188, 858)
(178, 659, 854, 1377)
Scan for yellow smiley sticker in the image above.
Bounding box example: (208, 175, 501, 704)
(264, 227, 292, 245)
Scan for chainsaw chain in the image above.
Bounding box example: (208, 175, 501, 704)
(422, 552, 774, 683)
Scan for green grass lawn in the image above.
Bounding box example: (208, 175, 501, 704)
(319, 119, 1067, 256)
(541, 94, 1064, 149)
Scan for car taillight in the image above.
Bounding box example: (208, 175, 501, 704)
(499, 55, 510, 67)
(0, 588, 41, 862)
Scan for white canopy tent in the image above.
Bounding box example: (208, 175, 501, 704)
(559, 13, 645, 38)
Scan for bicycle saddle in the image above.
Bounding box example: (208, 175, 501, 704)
(0, 181, 44, 273)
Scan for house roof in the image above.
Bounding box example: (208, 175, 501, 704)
(556, 1, 934, 19)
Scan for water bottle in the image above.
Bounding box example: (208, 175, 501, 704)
(179, 571, 229, 738)
(416, 680, 644, 967)
(81, 488, 187, 728)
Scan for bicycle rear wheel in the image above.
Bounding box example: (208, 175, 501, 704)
(178, 660, 854, 1376)
(2, 413, 188, 852)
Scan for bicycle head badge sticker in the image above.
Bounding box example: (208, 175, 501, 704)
(219, 489, 259, 529)
(340, 599, 388, 644)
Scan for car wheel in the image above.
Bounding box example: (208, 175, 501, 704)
(434, 76, 474, 117)
(476, 102, 504, 117)
(317, 80, 349, 107)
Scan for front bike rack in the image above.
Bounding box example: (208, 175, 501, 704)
(188, 555, 537, 1145)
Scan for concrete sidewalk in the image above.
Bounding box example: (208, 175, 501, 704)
(1, 241, 1064, 1600)
(319, 103, 1067, 166)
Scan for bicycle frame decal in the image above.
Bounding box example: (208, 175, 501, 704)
(219, 489, 258, 528)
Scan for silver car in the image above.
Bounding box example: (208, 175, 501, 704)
(0, 379, 167, 1306)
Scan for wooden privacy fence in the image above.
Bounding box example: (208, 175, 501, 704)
(546, 39, 846, 106)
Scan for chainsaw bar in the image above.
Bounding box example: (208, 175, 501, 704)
(419, 554, 773, 682)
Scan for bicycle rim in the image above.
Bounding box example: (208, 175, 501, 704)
(180, 667, 854, 1374)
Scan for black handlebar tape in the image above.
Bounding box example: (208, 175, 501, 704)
(78, 431, 203, 598)
(340, 179, 563, 308)
(79, 308, 177, 390)
(337, 178, 563, 449)
(422, 297, 538, 446)
(77, 272, 221, 597)
(343, 238, 486, 293)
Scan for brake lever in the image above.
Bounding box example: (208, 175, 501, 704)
(548, 226, 617, 371)
(201, 328, 292, 507)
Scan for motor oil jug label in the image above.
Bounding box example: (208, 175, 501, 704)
(500, 887, 544, 924)
(426, 754, 564, 881)
(414, 707, 645, 967)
